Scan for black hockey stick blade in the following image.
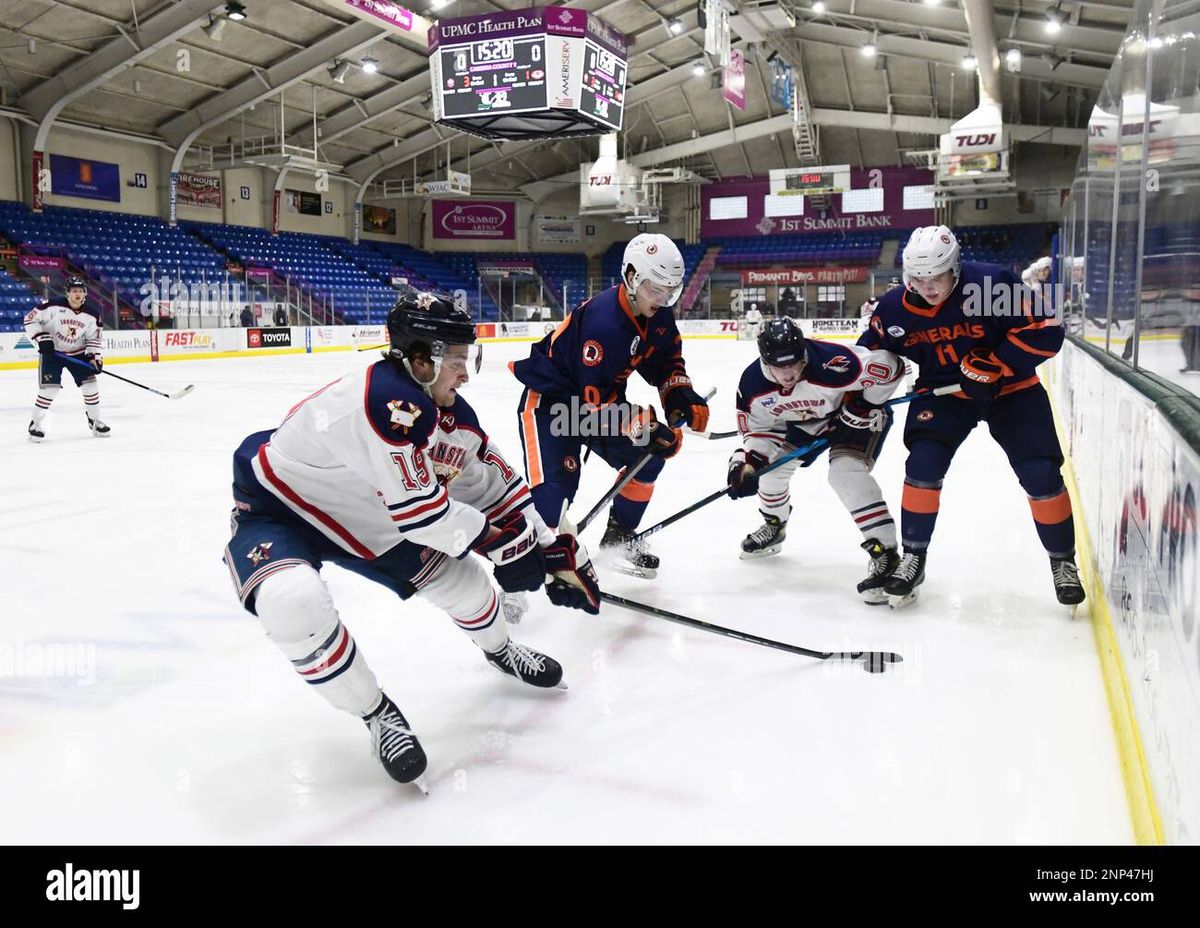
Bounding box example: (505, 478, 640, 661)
(599, 592, 903, 671)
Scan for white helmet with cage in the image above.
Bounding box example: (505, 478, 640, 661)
(622, 233, 685, 307)
(902, 225, 961, 288)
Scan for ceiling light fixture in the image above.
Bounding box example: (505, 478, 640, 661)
(667, 18, 684, 35)
(961, 52, 977, 70)
(811, 1, 827, 13)
(203, 15, 228, 41)
(1044, 9, 1062, 36)
(328, 59, 351, 84)
(361, 55, 379, 74)
(861, 34, 877, 58)
(691, 60, 706, 77)
(224, 2, 247, 21)
(1005, 47, 1022, 72)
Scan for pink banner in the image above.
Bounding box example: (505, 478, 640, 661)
(18, 254, 65, 271)
(723, 48, 746, 111)
(432, 200, 516, 240)
(741, 267, 869, 285)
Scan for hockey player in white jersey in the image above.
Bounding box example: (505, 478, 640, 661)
(24, 276, 108, 441)
(743, 305, 764, 340)
(727, 317, 905, 603)
(222, 292, 600, 789)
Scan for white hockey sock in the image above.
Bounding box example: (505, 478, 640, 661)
(253, 567, 383, 718)
(829, 454, 897, 548)
(419, 556, 509, 653)
(81, 379, 101, 418)
(32, 384, 61, 424)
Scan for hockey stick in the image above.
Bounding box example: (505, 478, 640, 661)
(599, 592, 903, 673)
(686, 428, 738, 440)
(576, 386, 717, 533)
(631, 384, 960, 543)
(56, 352, 194, 400)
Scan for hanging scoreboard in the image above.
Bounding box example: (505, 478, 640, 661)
(429, 6, 628, 139)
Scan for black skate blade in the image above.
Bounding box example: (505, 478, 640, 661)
(738, 545, 783, 561)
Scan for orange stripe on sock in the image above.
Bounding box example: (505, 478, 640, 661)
(902, 483, 941, 514)
(521, 389, 543, 487)
(618, 476, 655, 503)
(1029, 489, 1072, 525)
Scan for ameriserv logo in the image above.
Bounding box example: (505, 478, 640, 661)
(246, 328, 292, 349)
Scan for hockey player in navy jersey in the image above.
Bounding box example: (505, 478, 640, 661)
(859, 226, 1085, 607)
(222, 292, 599, 789)
(23, 275, 108, 440)
(729, 317, 905, 602)
(511, 233, 710, 578)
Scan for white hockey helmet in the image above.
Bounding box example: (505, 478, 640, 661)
(622, 233, 685, 307)
(902, 225, 961, 288)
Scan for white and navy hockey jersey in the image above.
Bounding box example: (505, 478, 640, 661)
(430, 393, 555, 545)
(736, 339, 904, 457)
(243, 359, 551, 561)
(23, 302, 103, 360)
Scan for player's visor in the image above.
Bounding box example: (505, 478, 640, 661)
(638, 279, 682, 307)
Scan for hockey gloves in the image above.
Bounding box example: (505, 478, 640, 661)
(727, 448, 769, 498)
(37, 339, 55, 357)
(826, 395, 888, 445)
(627, 407, 682, 459)
(475, 513, 545, 593)
(543, 533, 601, 614)
(959, 348, 1006, 401)
(659, 373, 710, 432)
(85, 353, 103, 373)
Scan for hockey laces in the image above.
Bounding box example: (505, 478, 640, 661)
(748, 520, 780, 545)
(500, 641, 546, 677)
(1052, 560, 1080, 586)
(894, 553, 923, 581)
(371, 707, 416, 763)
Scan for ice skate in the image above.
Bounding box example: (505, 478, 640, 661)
(364, 693, 428, 792)
(87, 413, 111, 437)
(740, 514, 786, 559)
(884, 551, 926, 608)
(599, 513, 659, 578)
(485, 639, 565, 688)
(1050, 556, 1086, 607)
(858, 538, 900, 605)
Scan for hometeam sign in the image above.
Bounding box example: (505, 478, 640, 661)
(432, 200, 515, 240)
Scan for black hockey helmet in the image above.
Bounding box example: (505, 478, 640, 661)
(65, 275, 87, 291)
(386, 289, 479, 385)
(757, 316, 806, 367)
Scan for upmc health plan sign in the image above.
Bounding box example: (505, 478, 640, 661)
(432, 200, 516, 240)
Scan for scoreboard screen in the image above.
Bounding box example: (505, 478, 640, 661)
(579, 40, 627, 131)
(437, 34, 548, 119)
(769, 165, 852, 198)
(429, 7, 629, 138)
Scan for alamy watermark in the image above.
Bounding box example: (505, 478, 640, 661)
(0, 637, 95, 686)
(547, 397, 651, 445)
(961, 277, 1065, 318)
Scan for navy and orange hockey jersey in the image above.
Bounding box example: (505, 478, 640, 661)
(858, 261, 1063, 396)
(510, 284, 688, 408)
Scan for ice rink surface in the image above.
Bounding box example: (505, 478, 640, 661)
(0, 339, 1133, 844)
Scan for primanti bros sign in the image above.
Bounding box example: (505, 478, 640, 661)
(741, 267, 869, 285)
